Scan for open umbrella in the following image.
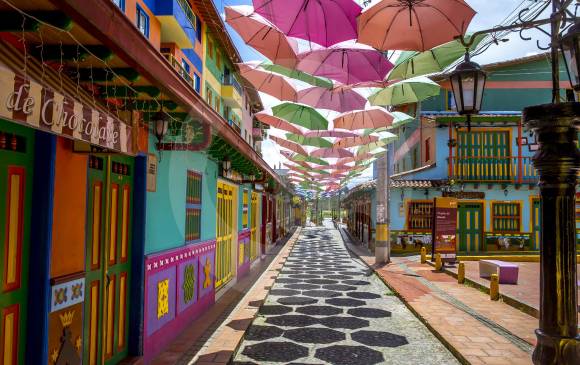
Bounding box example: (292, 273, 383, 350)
(361, 112, 414, 134)
(334, 135, 379, 148)
(297, 86, 366, 113)
(311, 147, 354, 158)
(304, 130, 359, 138)
(357, 0, 476, 51)
(388, 34, 486, 81)
(259, 62, 333, 89)
(225, 6, 298, 68)
(369, 76, 440, 106)
(253, 0, 362, 47)
(255, 112, 304, 135)
(356, 137, 397, 156)
(286, 133, 333, 148)
(298, 44, 394, 84)
(292, 154, 329, 166)
(270, 135, 307, 155)
(333, 107, 394, 130)
(272, 102, 329, 130)
(238, 62, 297, 101)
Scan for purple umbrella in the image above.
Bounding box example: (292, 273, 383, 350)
(297, 86, 366, 113)
(297, 45, 394, 84)
(253, 0, 362, 47)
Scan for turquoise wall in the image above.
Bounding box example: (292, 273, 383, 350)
(145, 145, 218, 255)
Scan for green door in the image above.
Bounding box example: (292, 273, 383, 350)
(0, 122, 34, 365)
(532, 198, 541, 250)
(457, 203, 484, 253)
(83, 155, 133, 365)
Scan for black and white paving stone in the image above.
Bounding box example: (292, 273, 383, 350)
(233, 226, 459, 365)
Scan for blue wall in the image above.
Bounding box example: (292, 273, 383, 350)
(154, 0, 199, 47)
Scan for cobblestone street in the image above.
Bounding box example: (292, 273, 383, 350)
(233, 226, 459, 365)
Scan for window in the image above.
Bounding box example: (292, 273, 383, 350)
(196, 17, 202, 43)
(181, 59, 190, 74)
(446, 90, 456, 111)
(242, 190, 249, 229)
(185, 171, 202, 242)
(136, 6, 149, 38)
(215, 97, 221, 113)
(425, 137, 431, 162)
(412, 147, 418, 169)
(193, 73, 201, 93)
(206, 87, 213, 107)
(406, 201, 433, 231)
(216, 52, 222, 70)
(113, 0, 125, 11)
(208, 40, 214, 59)
(492, 202, 521, 232)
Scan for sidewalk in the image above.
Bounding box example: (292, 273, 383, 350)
(342, 231, 535, 365)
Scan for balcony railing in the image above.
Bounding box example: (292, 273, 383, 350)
(450, 156, 538, 183)
(175, 0, 198, 33)
(223, 74, 243, 94)
(162, 52, 195, 89)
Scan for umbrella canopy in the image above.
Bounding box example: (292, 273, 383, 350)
(298, 45, 394, 84)
(311, 147, 354, 158)
(357, 0, 476, 51)
(356, 136, 397, 155)
(304, 130, 359, 138)
(253, 0, 362, 47)
(334, 135, 379, 148)
(369, 76, 440, 106)
(259, 62, 333, 89)
(272, 102, 329, 130)
(286, 133, 333, 148)
(238, 62, 297, 101)
(270, 135, 307, 155)
(255, 112, 304, 135)
(291, 153, 330, 166)
(225, 6, 298, 68)
(388, 34, 486, 81)
(361, 112, 414, 134)
(333, 107, 394, 130)
(297, 86, 366, 113)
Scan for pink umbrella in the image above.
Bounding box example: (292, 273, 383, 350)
(357, 0, 476, 51)
(270, 135, 307, 155)
(253, 0, 362, 47)
(333, 107, 394, 130)
(334, 135, 379, 148)
(304, 130, 359, 138)
(255, 113, 304, 135)
(225, 6, 299, 68)
(337, 153, 373, 164)
(311, 148, 354, 158)
(297, 86, 366, 113)
(238, 62, 297, 101)
(297, 45, 394, 84)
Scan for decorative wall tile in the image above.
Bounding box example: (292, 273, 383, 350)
(51, 278, 85, 313)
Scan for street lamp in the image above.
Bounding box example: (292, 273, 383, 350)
(561, 21, 580, 91)
(449, 53, 486, 130)
(153, 111, 169, 161)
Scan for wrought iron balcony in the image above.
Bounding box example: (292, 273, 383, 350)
(162, 52, 195, 89)
(450, 156, 538, 183)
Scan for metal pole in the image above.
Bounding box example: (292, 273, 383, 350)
(375, 151, 390, 263)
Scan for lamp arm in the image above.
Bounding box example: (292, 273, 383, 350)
(455, 17, 554, 48)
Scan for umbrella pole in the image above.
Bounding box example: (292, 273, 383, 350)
(375, 150, 390, 264)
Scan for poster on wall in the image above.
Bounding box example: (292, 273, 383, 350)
(147, 153, 158, 192)
(431, 197, 458, 262)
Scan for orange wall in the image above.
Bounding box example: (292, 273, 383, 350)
(125, 0, 161, 50)
(50, 138, 88, 279)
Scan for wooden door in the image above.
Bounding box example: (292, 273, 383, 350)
(250, 192, 259, 261)
(83, 155, 133, 365)
(457, 203, 483, 253)
(261, 194, 267, 255)
(215, 182, 234, 289)
(0, 123, 34, 365)
(532, 198, 541, 250)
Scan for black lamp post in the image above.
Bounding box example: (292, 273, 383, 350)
(450, 2, 580, 363)
(153, 111, 169, 161)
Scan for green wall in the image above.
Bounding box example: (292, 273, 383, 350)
(146, 144, 218, 255)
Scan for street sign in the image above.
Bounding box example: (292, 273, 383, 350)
(431, 197, 458, 262)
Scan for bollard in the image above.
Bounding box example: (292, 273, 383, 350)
(490, 274, 499, 301)
(458, 262, 465, 284)
(435, 253, 442, 271)
(420, 247, 426, 264)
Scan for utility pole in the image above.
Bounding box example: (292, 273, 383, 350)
(375, 151, 390, 264)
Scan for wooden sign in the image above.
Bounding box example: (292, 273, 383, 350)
(432, 197, 458, 261)
(443, 191, 485, 199)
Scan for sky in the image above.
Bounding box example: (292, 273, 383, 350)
(212, 0, 554, 184)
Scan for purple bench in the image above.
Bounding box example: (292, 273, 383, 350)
(479, 260, 519, 284)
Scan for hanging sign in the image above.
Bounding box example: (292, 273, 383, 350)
(431, 197, 458, 261)
(0, 63, 133, 154)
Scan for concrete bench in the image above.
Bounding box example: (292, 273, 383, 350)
(479, 260, 519, 284)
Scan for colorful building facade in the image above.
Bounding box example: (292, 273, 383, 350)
(0, 1, 296, 365)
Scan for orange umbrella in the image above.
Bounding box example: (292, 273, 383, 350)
(255, 112, 304, 135)
(238, 62, 297, 101)
(334, 135, 379, 148)
(357, 0, 476, 51)
(311, 147, 354, 158)
(333, 107, 393, 130)
(270, 135, 307, 155)
(225, 6, 299, 68)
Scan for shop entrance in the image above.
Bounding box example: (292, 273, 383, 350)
(215, 181, 236, 289)
(0, 122, 34, 365)
(532, 198, 541, 250)
(457, 202, 484, 252)
(250, 192, 259, 261)
(83, 155, 134, 365)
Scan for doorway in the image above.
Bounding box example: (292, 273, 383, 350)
(457, 202, 484, 253)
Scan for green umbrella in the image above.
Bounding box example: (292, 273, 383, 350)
(273, 102, 329, 130)
(356, 137, 397, 156)
(286, 133, 333, 148)
(293, 164, 330, 175)
(369, 76, 440, 107)
(259, 62, 333, 89)
(292, 154, 329, 166)
(388, 34, 486, 81)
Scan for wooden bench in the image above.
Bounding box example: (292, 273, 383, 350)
(479, 260, 519, 284)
